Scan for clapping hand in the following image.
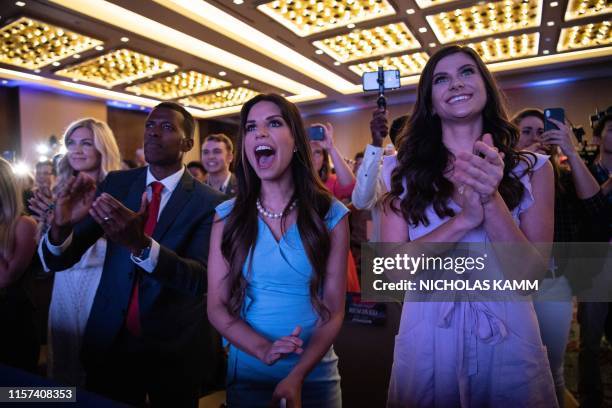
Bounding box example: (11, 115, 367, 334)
(262, 326, 304, 366)
(89, 192, 150, 255)
(28, 187, 55, 226)
(52, 173, 97, 228)
(452, 133, 505, 204)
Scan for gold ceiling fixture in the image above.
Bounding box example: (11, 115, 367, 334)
(125, 70, 231, 99)
(466, 33, 539, 63)
(557, 21, 611, 52)
(565, 0, 612, 21)
(348, 52, 429, 77)
(179, 87, 259, 110)
(0, 17, 103, 70)
(426, 0, 543, 44)
(313, 23, 420, 63)
(257, 0, 396, 37)
(414, 0, 459, 8)
(55, 48, 178, 87)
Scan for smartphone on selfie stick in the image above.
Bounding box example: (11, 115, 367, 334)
(362, 67, 401, 111)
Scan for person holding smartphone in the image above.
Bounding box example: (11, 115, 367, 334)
(513, 108, 608, 407)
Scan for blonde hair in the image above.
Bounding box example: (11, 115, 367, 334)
(0, 158, 23, 257)
(57, 118, 122, 185)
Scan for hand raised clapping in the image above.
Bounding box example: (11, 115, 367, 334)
(452, 133, 505, 204)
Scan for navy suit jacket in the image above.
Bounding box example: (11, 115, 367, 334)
(42, 167, 226, 370)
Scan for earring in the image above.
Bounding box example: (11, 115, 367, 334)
(293, 147, 298, 153)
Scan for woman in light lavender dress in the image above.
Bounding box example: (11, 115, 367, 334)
(30, 118, 121, 386)
(381, 45, 557, 407)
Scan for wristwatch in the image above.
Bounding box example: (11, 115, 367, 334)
(133, 238, 152, 262)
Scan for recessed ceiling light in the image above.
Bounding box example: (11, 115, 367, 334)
(315, 49, 324, 55)
(429, 42, 436, 47)
(219, 71, 227, 76)
(72, 78, 79, 82)
(550, 1, 558, 7)
(242, 79, 249, 84)
(334, 61, 341, 66)
(1, 80, 8, 85)
(406, 9, 415, 15)
(120, 37, 129, 42)
(547, 21, 555, 27)
(281, 93, 286, 97)
(73, 54, 80, 59)
(52, 61, 60, 66)
(418, 27, 428, 33)
(543, 50, 550, 54)
(95, 45, 104, 51)
(347, 23, 356, 29)
(34, 69, 40, 73)
(15, 2, 26, 7)
(545, 37, 551, 42)
(233, 0, 244, 4)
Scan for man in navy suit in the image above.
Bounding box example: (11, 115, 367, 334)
(42, 102, 226, 407)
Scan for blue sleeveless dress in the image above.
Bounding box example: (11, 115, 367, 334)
(215, 198, 348, 408)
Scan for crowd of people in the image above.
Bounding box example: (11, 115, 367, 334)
(0, 45, 610, 408)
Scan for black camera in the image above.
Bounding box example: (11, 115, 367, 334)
(589, 106, 612, 130)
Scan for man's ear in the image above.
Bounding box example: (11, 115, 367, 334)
(181, 137, 194, 152)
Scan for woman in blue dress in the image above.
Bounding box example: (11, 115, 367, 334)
(207, 94, 349, 407)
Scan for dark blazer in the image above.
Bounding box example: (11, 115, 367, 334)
(42, 167, 226, 371)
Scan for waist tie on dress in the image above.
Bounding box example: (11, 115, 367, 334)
(437, 301, 508, 407)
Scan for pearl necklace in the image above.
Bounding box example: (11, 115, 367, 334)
(256, 199, 297, 219)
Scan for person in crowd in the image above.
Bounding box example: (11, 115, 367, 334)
(352, 112, 406, 242)
(201, 133, 237, 196)
(187, 160, 207, 183)
(381, 45, 557, 406)
(29, 118, 122, 386)
(352, 151, 364, 175)
(0, 157, 39, 373)
(208, 94, 348, 407)
(577, 111, 612, 408)
(310, 124, 355, 202)
(34, 160, 56, 192)
(39, 102, 225, 407)
(121, 159, 138, 170)
(134, 147, 146, 167)
(513, 108, 608, 407)
(309, 124, 358, 292)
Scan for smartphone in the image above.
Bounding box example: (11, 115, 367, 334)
(362, 69, 400, 92)
(544, 108, 564, 131)
(308, 125, 325, 141)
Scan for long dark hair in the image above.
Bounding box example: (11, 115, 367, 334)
(387, 45, 531, 226)
(512, 108, 564, 196)
(220, 94, 333, 320)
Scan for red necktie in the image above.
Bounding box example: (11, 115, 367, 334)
(126, 181, 164, 336)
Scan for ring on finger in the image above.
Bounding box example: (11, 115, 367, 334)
(103, 216, 111, 222)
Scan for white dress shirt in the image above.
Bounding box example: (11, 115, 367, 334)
(45, 166, 186, 273)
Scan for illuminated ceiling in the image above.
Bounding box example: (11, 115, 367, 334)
(0, 0, 609, 118)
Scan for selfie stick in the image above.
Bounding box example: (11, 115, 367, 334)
(377, 66, 386, 111)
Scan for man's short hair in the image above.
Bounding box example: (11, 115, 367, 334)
(203, 133, 234, 154)
(154, 102, 195, 139)
(594, 113, 612, 139)
(186, 161, 206, 173)
(36, 160, 56, 175)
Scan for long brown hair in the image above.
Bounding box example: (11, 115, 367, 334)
(220, 94, 333, 320)
(387, 45, 531, 226)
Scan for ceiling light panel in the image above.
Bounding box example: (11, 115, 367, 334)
(466, 33, 539, 63)
(426, 0, 543, 44)
(179, 87, 259, 110)
(257, 0, 397, 37)
(414, 0, 460, 8)
(557, 21, 611, 51)
(348, 52, 429, 77)
(55, 48, 178, 87)
(125, 70, 230, 99)
(565, 0, 612, 21)
(0, 17, 103, 70)
(313, 23, 421, 63)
